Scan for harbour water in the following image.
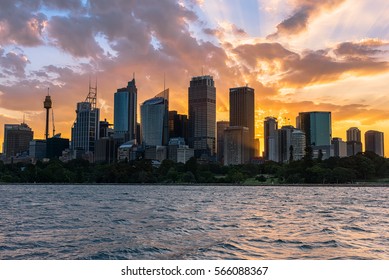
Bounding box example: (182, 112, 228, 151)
(0, 184, 388, 259)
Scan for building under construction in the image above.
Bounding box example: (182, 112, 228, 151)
(71, 82, 100, 154)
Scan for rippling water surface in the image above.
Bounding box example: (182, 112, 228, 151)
(0, 184, 388, 259)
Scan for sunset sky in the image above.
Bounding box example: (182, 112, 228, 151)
(1, 0, 389, 156)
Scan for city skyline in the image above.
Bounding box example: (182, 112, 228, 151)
(1, 1, 389, 156)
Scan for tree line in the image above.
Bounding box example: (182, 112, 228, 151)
(0, 150, 389, 184)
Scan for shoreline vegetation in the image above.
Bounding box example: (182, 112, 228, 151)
(1, 151, 389, 185)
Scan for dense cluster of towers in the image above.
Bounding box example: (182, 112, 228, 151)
(1, 75, 385, 164)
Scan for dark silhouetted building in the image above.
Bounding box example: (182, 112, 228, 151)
(168, 111, 188, 144)
(99, 119, 113, 138)
(3, 123, 33, 158)
(217, 121, 229, 163)
(46, 135, 69, 158)
(188, 75, 216, 159)
(229, 86, 255, 157)
(365, 130, 384, 157)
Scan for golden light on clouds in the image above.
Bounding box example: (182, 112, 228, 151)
(1, 0, 389, 156)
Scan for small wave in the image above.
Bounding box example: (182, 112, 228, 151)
(342, 226, 370, 232)
(299, 244, 313, 250)
(321, 227, 336, 233)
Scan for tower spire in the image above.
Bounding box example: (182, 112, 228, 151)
(44, 88, 52, 140)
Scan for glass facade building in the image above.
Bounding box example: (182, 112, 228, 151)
(140, 92, 169, 147)
(298, 111, 332, 146)
(114, 78, 137, 142)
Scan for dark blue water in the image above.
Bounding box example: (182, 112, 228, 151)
(0, 184, 388, 259)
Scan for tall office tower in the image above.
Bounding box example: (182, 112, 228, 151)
(278, 125, 295, 163)
(140, 89, 169, 146)
(188, 75, 216, 159)
(114, 77, 137, 142)
(346, 127, 362, 156)
(229, 86, 255, 157)
(264, 117, 278, 161)
(347, 127, 361, 142)
(297, 111, 332, 147)
(224, 126, 250, 165)
(365, 130, 384, 157)
(217, 121, 229, 163)
(71, 84, 100, 153)
(291, 130, 306, 161)
(332, 137, 347, 157)
(3, 123, 33, 158)
(168, 111, 189, 144)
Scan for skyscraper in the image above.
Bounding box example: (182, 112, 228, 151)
(71, 84, 100, 153)
(229, 86, 255, 157)
(114, 78, 137, 142)
(365, 130, 384, 157)
(264, 117, 278, 161)
(188, 75, 216, 159)
(347, 127, 361, 142)
(3, 123, 33, 158)
(297, 111, 332, 147)
(346, 127, 362, 156)
(140, 89, 169, 146)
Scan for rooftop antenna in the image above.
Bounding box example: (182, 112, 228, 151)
(22, 113, 25, 124)
(52, 108, 56, 136)
(85, 76, 97, 110)
(164, 72, 166, 92)
(133, 72, 135, 80)
(201, 66, 204, 76)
